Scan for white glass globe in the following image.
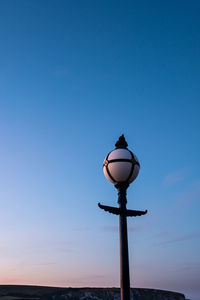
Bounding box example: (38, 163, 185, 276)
(103, 148, 140, 184)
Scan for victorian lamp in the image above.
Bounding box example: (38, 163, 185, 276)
(98, 135, 147, 300)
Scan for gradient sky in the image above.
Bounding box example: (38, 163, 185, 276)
(0, 1, 200, 300)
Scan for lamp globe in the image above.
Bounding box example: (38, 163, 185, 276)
(103, 135, 140, 184)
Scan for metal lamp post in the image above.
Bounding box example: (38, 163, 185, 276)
(98, 135, 147, 300)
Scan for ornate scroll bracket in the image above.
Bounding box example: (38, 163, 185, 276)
(98, 203, 147, 217)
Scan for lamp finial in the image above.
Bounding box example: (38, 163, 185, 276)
(115, 134, 128, 149)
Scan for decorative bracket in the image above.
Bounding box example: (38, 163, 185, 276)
(98, 203, 147, 217)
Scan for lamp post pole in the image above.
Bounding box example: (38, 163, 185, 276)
(98, 135, 147, 300)
(116, 182, 130, 300)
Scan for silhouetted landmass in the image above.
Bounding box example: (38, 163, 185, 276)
(0, 285, 186, 300)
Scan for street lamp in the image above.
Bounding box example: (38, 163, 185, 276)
(98, 135, 147, 300)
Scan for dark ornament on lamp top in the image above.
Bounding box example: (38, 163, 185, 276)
(115, 134, 128, 149)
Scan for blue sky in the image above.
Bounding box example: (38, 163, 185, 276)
(0, 1, 200, 299)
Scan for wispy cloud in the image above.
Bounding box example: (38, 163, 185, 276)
(173, 262, 200, 273)
(99, 225, 118, 232)
(172, 179, 200, 211)
(153, 231, 200, 246)
(152, 231, 171, 238)
(163, 170, 187, 186)
(72, 226, 92, 232)
(20, 262, 57, 267)
(129, 222, 151, 233)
